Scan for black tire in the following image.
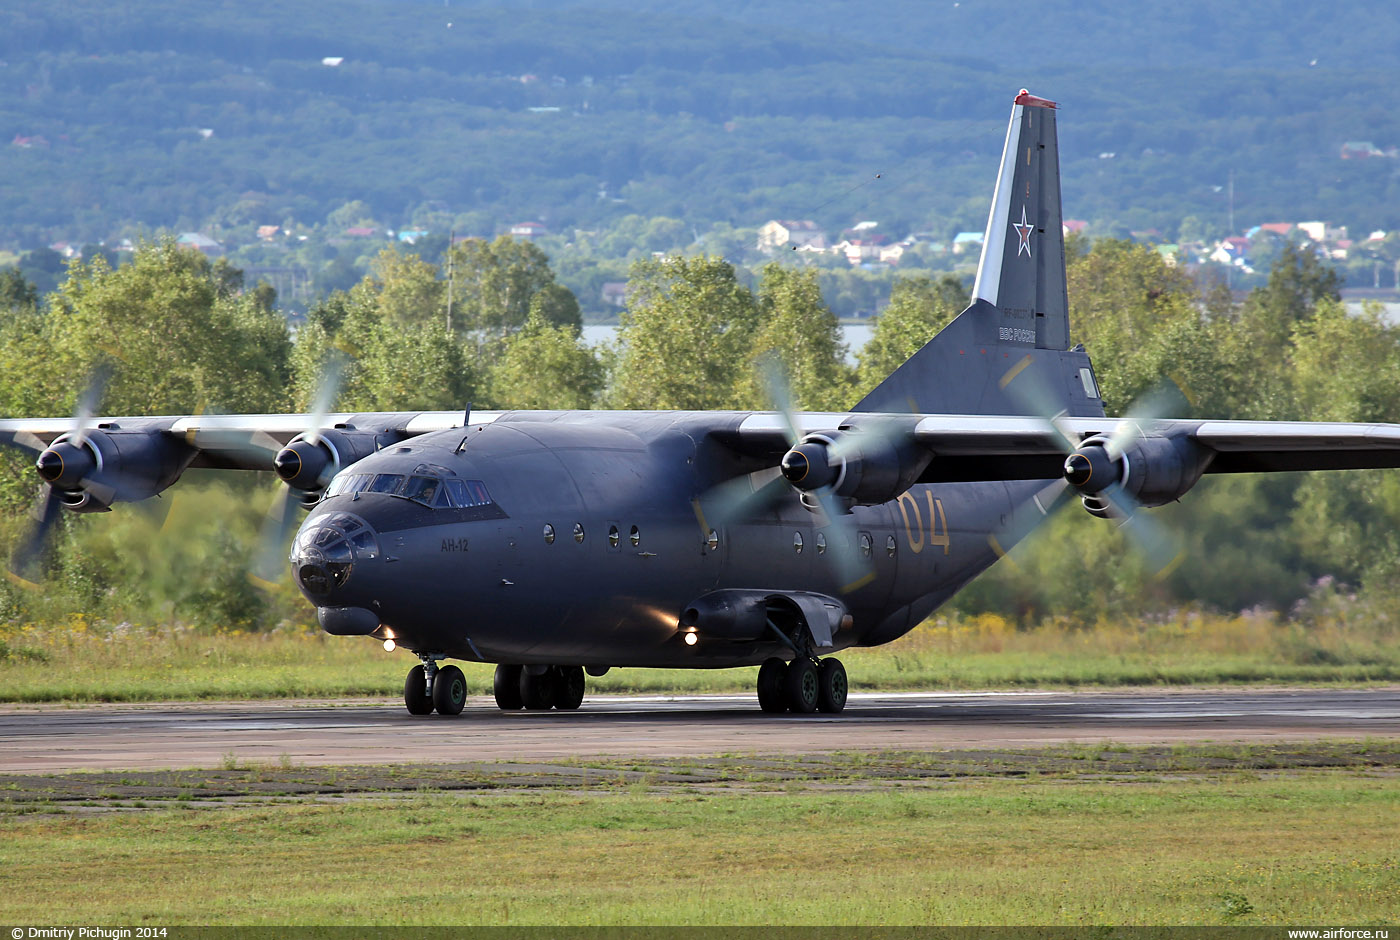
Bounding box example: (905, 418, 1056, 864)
(554, 665, 586, 710)
(404, 665, 434, 715)
(493, 664, 524, 710)
(519, 667, 557, 710)
(817, 658, 848, 714)
(756, 657, 788, 712)
(432, 664, 467, 716)
(784, 658, 819, 714)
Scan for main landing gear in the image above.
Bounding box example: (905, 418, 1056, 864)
(403, 655, 467, 716)
(756, 656, 847, 714)
(492, 664, 587, 712)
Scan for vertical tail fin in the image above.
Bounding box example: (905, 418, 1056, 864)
(853, 90, 1103, 419)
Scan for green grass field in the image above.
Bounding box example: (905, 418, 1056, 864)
(2, 610, 1398, 703)
(1, 746, 1396, 925)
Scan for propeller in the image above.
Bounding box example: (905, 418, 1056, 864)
(247, 357, 344, 588)
(995, 355, 1188, 578)
(695, 355, 877, 593)
(3, 366, 112, 586)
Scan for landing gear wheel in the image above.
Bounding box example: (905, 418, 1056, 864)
(432, 664, 467, 716)
(756, 657, 789, 713)
(519, 668, 557, 710)
(493, 664, 524, 710)
(554, 666, 586, 710)
(784, 658, 819, 714)
(404, 665, 434, 716)
(817, 658, 848, 714)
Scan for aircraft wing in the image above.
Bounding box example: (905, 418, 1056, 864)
(729, 412, 1400, 483)
(0, 411, 504, 470)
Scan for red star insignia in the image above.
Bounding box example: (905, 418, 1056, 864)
(1012, 204, 1033, 257)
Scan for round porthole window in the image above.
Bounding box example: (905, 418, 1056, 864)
(543, 524, 556, 545)
(573, 523, 585, 543)
(630, 525, 641, 547)
(609, 525, 620, 547)
(793, 531, 804, 554)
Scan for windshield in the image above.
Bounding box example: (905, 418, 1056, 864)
(325, 471, 495, 509)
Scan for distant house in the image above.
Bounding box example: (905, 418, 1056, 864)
(257, 225, 281, 241)
(1156, 245, 1180, 267)
(601, 282, 628, 308)
(11, 134, 50, 149)
(345, 227, 377, 238)
(878, 244, 906, 265)
(1258, 222, 1293, 236)
(835, 238, 884, 265)
(509, 221, 548, 239)
(952, 232, 984, 254)
(757, 220, 825, 252)
(177, 233, 223, 256)
(397, 230, 429, 244)
(1062, 219, 1089, 236)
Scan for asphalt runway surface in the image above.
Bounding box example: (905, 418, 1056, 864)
(3, 687, 1398, 773)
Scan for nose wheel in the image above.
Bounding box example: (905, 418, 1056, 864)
(403, 655, 466, 716)
(755, 656, 847, 714)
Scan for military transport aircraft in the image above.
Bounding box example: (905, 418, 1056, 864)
(5, 90, 1400, 717)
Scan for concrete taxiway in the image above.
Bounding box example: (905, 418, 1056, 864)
(2, 687, 1397, 773)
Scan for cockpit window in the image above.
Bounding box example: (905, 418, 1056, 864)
(368, 473, 404, 494)
(325, 470, 496, 510)
(444, 478, 493, 508)
(400, 475, 440, 505)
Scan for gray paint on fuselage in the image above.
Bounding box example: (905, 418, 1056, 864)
(297, 411, 1034, 668)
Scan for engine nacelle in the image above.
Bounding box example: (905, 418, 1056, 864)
(36, 429, 196, 513)
(273, 428, 388, 496)
(1070, 432, 1213, 518)
(680, 589, 851, 649)
(779, 422, 931, 506)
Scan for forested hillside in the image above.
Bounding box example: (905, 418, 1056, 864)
(2, 0, 1400, 253)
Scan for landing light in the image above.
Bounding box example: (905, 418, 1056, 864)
(383, 639, 396, 652)
(683, 631, 698, 647)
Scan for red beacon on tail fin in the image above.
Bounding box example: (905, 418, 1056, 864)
(1014, 89, 1057, 109)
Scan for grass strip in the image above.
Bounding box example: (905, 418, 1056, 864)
(0, 756, 1395, 925)
(3, 611, 1400, 703)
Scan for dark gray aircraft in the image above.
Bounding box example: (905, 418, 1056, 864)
(5, 90, 1400, 717)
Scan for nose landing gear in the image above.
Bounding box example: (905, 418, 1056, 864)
(403, 654, 466, 716)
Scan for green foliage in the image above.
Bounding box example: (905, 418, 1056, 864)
(743, 264, 852, 411)
(855, 274, 967, 398)
(489, 311, 605, 410)
(4, 228, 1400, 634)
(45, 239, 292, 415)
(446, 236, 579, 338)
(611, 255, 760, 410)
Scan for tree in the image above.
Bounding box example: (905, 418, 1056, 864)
(0, 268, 40, 316)
(611, 255, 759, 410)
(446, 236, 580, 338)
(741, 264, 851, 411)
(1216, 241, 1343, 420)
(489, 310, 604, 410)
(1065, 239, 1223, 416)
(854, 274, 967, 397)
(45, 238, 291, 415)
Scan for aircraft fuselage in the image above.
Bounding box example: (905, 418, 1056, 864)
(293, 412, 1027, 667)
